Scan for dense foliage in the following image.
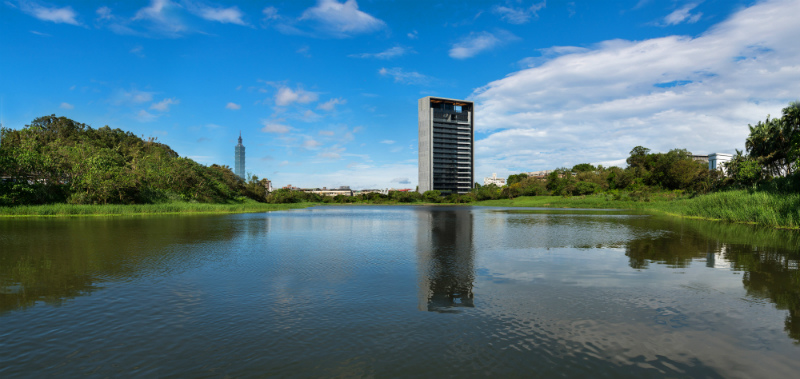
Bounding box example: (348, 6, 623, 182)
(0, 115, 268, 205)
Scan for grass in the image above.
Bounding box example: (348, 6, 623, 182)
(0, 199, 317, 217)
(474, 190, 800, 230)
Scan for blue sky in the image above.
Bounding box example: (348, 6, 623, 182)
(2, 0, 799, 189)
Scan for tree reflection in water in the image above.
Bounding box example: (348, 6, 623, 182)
(0, 215, 237, 314)
(416, 207, 475, 313)
(624, 218, 800, 343)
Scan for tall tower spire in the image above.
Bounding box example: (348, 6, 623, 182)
(235, 132, 246, 180)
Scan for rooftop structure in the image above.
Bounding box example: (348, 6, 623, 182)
(484, 173, 506, 186)
(709, 153, 733, 174)
(418, 96, 474, 194)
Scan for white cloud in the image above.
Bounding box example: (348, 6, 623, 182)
(407, 30, 418, 39)
(150, 98, 179, 111)
(30, 30, 50, 36)
(189, 3, 247, 25)
(96, 6, 113, 21)
(449, 30, 517, 59)
(380, 140, 395, 144)
(226, 102, 241, 110)
(262, 6, 280, 20)
(317, 145, 346, 159)
(391, 177, 411, 184)
(470, 0, 800, 176)
(261, 120, 292, 134)
(317, 98, 346, 111)
(130, 45, 145, 58)
(349, 46, 409, 59)
(303, 138, 322, 149)
(112, 89, 154, 105)
(664, 3, 702, 26)
(132, 0, 187, 37)
(319, 130, 335, 136)
(493, 1, 546, 24)
(379, 67, 431, 85)
(302, 109, 320, 121)
(297, 45, 311, 57)
(275, 86, 319, 106)
(18, 1, 81, 25)
(60, 102, 74, 109)
(135, 109, 157, 122)
(298, 0, 386, 38)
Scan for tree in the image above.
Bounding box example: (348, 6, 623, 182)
(746, 102, 799, 177)
(572, 163, 596, 173)
(506, 173, 528, 186)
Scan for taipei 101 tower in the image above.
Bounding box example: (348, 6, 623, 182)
(235, 132, 245, 179)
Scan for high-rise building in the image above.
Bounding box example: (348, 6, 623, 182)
(418, 96, 474, 194)
(235, 132, 245, 179)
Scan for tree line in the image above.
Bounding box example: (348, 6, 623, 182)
(2, 102, 796, 206)
(0, 115, 268, 205)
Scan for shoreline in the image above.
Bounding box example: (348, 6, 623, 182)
(2, 193, 797, 231)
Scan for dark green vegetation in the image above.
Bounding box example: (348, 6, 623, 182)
(2, 102, 798, 227)
(0, 115, 271, 206)
(0, 201, 314, 217)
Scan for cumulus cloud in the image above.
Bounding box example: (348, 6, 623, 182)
(493, 1, 546, 24)
(135, 109, 157, 122)
(17, 1, 81, 25)
(189, 3, 247, 25)
(298, 0, 386, 38)
(449, 30, 517, 59)
(60, 102, 74, 109)
(470, 0, 800, 176)
(275, 86, 319, 106)
(111, 89, 154, 105)
(379, 67, 431, 85)
(226, 102, 241, 110)
(132, 0, 187, 37)
(262, 6, 280, 21)
(349, 46, 409, 59)
(303, 138, 322, 149)
(150, 98, 179, 111)
(317, 98, 346, 111)
(261, 120, 292, 133)
(663, 3, 702, 26)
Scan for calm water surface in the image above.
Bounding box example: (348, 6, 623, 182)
(1, 206, 799, 377)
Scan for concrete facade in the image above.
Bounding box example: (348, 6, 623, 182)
(418, 96, 474, 194)
(709, 153, 733, 174)
(484, 173, 506, 186)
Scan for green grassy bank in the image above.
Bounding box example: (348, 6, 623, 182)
(475, 190, 800, 230)
(0, 199, 317, 217)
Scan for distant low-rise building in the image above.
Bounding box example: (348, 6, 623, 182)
(302, 187, 354, 196)
(709, 153, 733, 174)
(526, 170, 554, 179)
(355, 189, 389, 196)
(483, 173, 506, 186)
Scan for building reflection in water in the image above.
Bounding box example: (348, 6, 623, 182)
(415, 207, 475, 312)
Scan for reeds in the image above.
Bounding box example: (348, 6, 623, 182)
(0, 201, 314, 217)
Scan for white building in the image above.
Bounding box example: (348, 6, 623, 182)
(483, 173, 506, 186)
(709, 153, 733, 174)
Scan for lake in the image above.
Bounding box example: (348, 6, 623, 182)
(1, 206, 799, 377)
